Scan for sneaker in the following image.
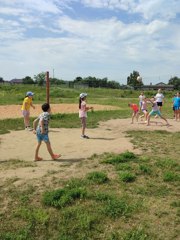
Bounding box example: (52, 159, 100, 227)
(26, 126, 33, 131)
(81, 135, 89, 139)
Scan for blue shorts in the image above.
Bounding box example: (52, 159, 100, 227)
(149, 110, 162, 116)
(36, 130, 49, 143)
(174, 106, 180, 110)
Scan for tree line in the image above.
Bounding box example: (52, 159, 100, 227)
(1, 71, 180, 90)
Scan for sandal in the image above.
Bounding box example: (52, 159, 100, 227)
(52, 154, 61, 160)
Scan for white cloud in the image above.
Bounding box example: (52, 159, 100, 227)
(81, 0, 180, 21)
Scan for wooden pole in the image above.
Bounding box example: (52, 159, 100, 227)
(46, 71, 50, 104)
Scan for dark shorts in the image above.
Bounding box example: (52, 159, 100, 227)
(157, 102, 163, 107)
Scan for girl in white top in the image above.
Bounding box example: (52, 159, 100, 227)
(138, 92, 145, 110)
(79, 93, 93, 139)
(155, 89, 164, 111)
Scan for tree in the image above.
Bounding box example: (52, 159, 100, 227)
(22, 76, 34, 84)
(74, 76, 83, 82)
(0, 77, 4, 83)
(127, 71, 143, 87)
(34, 72, 46, 86)
(168, 76, 180, 90)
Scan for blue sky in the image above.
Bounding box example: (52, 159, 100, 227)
(0, 0, 180, 84)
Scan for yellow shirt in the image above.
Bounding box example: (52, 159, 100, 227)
(21, 97, 32, 111)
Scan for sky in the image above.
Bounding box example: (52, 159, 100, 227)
(0, 0, 180, 84)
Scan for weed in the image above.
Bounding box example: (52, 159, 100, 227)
(118, 171, 136, 183)
(103, 151, 137, 165)
(86, 171, 109, 184)
(139, 164, 152, 175)
(42, 187, 87, 208)
(103, 196, 132, 218)
(163, 171, 180, 182)
(123, 227, 150, 240)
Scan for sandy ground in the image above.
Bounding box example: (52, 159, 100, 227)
(0, 115, 180, 186)
(0, 103, 120, 119)
(0, 104, 180, 186)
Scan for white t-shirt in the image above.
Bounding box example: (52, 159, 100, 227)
(155, 93, 164, 103)
(139, 94, 145, 102)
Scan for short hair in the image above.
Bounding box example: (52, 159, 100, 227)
(42, 103, 50, 112)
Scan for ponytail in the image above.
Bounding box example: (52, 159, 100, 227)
(79, 98, 81, 109)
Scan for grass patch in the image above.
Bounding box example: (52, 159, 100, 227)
(42, 186, 87, 208)
(163, 171, 180, 182)
(102, 151, 137, 165)
(118, 171, 136, 183)
(86, 171, 109, 184)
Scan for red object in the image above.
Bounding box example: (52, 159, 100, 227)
(131, 104, 138, 111)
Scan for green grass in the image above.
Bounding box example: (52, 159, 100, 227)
(0, 150, 179, 239)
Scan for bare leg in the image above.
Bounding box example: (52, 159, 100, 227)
(147, 115, 151, 126)
(81, 117, 86, 135)
(131, 112, 135, 124)
(24, 115, 30, 127)
(159, 115, 169, 125)
(136, 112, 139, 122)
(45, 142, 61, 160)
(35, 142, 43, 160)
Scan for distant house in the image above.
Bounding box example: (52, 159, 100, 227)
(136, 82, 174, 91)
(10, 78, 23, 84)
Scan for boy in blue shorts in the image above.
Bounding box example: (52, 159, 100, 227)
(33, 103, 61, 161)
(146, 97, 169, 126)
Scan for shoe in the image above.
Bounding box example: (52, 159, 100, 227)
(81, 135, 89, 139)
(27, 127, 33, 131)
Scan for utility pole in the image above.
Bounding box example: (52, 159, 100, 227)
(46, 71, 50, 104)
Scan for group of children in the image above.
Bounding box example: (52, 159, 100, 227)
(21, 89, 180, 161)
(129, 89, 180, 126)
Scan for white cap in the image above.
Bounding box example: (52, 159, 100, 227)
(79, 93, 87, 98)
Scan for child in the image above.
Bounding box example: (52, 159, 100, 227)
(146, 97, 169, 126)
(21, 91, 35, 130)
(138, 92, 145, 111)
(79, 93, 93, 139)
(141, 98, 149, 122)
(33, 103, 61, 161)
(172, 92, 180, 121)
(128, 103, 139, 124)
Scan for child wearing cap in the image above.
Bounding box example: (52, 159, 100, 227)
(21, 91, 35, 131)
(79, 93, 93, 139)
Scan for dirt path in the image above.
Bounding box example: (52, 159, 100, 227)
(0, 117, 179, 186)
(0, 103, 120, 119)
